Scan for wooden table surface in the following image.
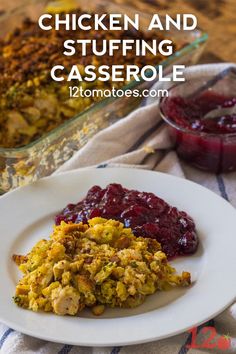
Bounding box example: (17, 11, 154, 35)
(112, 0, 236, 63)
(0, 0, 235, 63)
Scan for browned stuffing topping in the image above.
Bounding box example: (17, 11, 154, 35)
(0, 9, 175, 148)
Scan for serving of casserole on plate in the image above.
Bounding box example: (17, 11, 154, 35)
(0, 168, 235, 346)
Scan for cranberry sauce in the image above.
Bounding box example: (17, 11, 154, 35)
(163, 92, 236, 134)
(55, 183, 198, 258)
(161, 92, 236, 173)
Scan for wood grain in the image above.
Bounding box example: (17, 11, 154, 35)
(0, 0, 235, 62)
(110, 0, 236, 63)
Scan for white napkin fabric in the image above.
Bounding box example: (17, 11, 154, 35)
(1, 63, 236, 354)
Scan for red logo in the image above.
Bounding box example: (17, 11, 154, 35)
(186, 326, 231, 351)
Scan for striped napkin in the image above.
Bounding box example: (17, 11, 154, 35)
(1, 63, 236, 354)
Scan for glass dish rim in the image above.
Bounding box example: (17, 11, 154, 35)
(159, 77, 236, 139)
(0, 25, 208, 152)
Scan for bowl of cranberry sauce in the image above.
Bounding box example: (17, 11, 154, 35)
(159, 70, 236, 173)
(55, 183, 198, 259)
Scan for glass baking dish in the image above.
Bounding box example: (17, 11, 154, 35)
(0, 0, 208, 193)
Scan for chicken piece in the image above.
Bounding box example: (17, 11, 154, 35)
(53, 260, 70, 280)
(7, 111, 29, 135)
(51, 285, 81, 315)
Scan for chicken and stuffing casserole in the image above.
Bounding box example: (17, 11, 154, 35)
(13, 218, 191, 316)
(0, 8, 171, 149)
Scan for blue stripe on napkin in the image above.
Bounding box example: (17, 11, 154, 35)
(178, 319, 214, 354)
(58, 344, 73, 354)
(127, 120, 164, 153)
(0, 328, 14, 349)
(216, 175, 229, 201)
(97, 163, 109, 168)
(110, 346, 122, 354)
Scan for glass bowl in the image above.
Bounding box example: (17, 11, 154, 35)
(159, 67, 236, 173)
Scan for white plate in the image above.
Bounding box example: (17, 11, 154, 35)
(0, 168, 236, 347)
